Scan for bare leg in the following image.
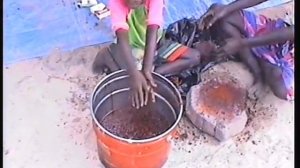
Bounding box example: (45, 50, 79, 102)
(258, 58, 288, 100)
(92, 44, 125, 74)
(155, 48, 201, 76)
(94, 43, 202, 77)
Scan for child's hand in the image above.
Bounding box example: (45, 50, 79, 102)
(142, 69, 157, 103)
(142, 70, 157, 88)
(198, 4, 229, 30)
(129, 70, 151, 109)
(215, 38, 245, 57)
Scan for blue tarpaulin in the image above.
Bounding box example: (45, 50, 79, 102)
(4, 0, 291, 65)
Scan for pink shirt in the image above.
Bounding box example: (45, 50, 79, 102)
(109, 0, 164, 31)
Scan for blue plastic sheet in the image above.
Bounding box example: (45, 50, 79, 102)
(4, 0, 291, 65)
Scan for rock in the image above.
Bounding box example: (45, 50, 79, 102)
(186, 62, 250, 141)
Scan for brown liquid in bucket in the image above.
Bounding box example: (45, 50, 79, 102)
(100, 107, 174, 140)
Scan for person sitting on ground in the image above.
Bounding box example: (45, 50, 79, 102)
(93, 0, 216, 108)
(198, 0, 294, 101)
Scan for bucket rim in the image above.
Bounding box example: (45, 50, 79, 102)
(90, 69, 183, 144)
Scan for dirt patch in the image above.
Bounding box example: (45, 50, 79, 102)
(197, 78, 247, 120)
(235, 96, 278, 144)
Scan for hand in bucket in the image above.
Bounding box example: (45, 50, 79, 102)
(129, 71, 154, 109)
(142, 70, 157, 104)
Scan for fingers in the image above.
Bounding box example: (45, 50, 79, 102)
(214, 47, 229, 62)
(144, 86, 150, 106)
(146, 74, 156, 103)
(198, 17, 206, 30)
(206, 15, 219, 29)
(215, 48, 226, 57)
(138, 86, 144, 109)
(150, 88, 156, 103)
(146, 73, 157, 88)
(228, 54, 235, 60)
(131, 72, 157, 109)
(132, 87, 154, 109)
(132, 86, 149, 109)
(132, 93, 135, 107)
(132, 92, 140, 109)
(131, 85, 144, 109)
(198, 10, 214, 30)
(142, 72, 156, 104)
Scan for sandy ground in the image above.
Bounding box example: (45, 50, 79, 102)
(4, 2, 294, 168)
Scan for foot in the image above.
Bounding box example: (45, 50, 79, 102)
(248, 80, 266, 100)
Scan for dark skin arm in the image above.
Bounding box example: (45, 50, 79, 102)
(216, 26, 294, 57)
(242, 26, 294, 47)
(116, 29, 149, 109)
(215, 26, 294, 98)
(199, 0, 268, 29)
(226, 0, 267, 13)
(141, 25, 159, 102)
(142, 25, 159, 87)
(116, 29, 139, 73)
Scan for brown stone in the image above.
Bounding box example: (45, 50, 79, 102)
(186, 75, 248, 141)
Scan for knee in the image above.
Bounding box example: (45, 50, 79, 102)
(268, 68, 290, 100)
(92, 51, 101, 68)
(271, 86, 289, 100)
(92, 47, 109, 72)
(185, 49, 201, 67)
(92, 55, 102, 73)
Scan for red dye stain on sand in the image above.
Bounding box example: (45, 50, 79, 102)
(197, 80, 247, 121)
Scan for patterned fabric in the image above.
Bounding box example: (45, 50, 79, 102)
(156, 39, 188, 62)
(109, 39, 188, 71)
(153, 39, 199, 99)
(242, 10, 294, 100)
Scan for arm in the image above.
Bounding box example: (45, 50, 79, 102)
(199, 0, 267, 30)
(118, 30, 149, 108)
(142, 25, 159, 72)
(109, 0, 137, 74)
(141, 0, 164, 87)
(142, 0, 164, 71)
(226, 0, 268, 13)
(109, 0, 149, 108)
(241, 26, 294, 48)
(116, 30, 139, 74)
(216, 26, 294, 57)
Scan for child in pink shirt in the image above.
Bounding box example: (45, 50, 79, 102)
(93, 0, 213, 108)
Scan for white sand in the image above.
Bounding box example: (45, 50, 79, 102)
(4, 3, 294, 168)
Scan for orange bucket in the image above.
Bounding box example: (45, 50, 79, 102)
(90, 70, 183, 168)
